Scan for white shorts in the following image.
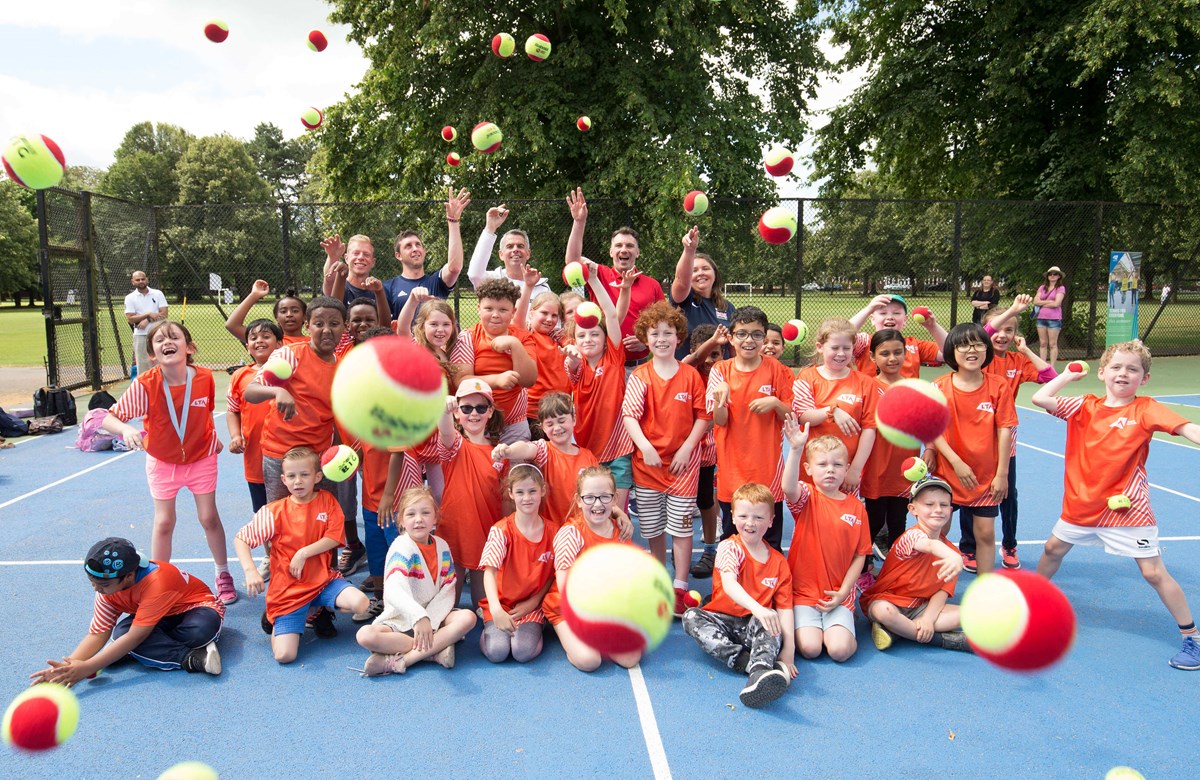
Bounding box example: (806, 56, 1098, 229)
(632, 487, 696, 539)
(1051, 519, 1160, 559)
(793, 604, 856, 636)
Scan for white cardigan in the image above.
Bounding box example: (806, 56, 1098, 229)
(375, 533, 458, 632)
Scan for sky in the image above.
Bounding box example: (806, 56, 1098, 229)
(0, 1, 864, 199)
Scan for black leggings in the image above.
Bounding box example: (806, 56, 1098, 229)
(697, 465, 716, 511)
(864, 496, 908, 549)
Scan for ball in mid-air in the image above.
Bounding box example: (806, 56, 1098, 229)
(307, 30, 328, 52)
(331, 337, 447, 449)
(901, 456, 928, 481)
(491, 33, 515, 58)
(1105, 768, 1146, 780)
(683, 190, 708, 217)
(758, 207, 797, 245)
(576, 116, 592, 132)
(301, 108, 324, 130)
(562, 261, 588, 288)
(960, 570, 1076, 672)
(446, 152, 461, 167)
(2, 134, 66, 190)
(158, 762, 219, 780)
(574, 301, 602, 329)
(204, 20, 228, 43)
(525, 33, 552, 61)
(781, 319, 807, 345)
(875, 378, 949, 449)
(2, 683, 79, 751)
(763, 145, 794, 177)
(321, 444, 360, 483)
(911, 306, 932, 324)
(1107, 494, 1131, 512)
(261, 356, 292, 386)
(440, 125, 457, 143)
(1067, 360, 1089, 375)
(562, 543, 674, 655)
(471, 122, 502, 154)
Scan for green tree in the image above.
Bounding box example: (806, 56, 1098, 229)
(247, 123, 313, 202)
(0, 182, 39, 301)
(101, 122, 193, 205)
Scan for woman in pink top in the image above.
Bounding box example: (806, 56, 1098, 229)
(1033, 266, 1067, 366)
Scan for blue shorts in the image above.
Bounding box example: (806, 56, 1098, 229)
(272, 578, 354, 636)
(1035, 319, 1062, 330)
(603, 453, 634, 490)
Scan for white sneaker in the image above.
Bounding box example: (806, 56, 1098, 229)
(257, 558, 271, 581)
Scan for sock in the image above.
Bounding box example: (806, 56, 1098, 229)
(704, 543, 717, 554)
(214, 563, 229, 576)
(1180, 622, 1197, 637)
(674, 579, 688, 591)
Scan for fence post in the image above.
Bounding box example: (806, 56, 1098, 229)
(36, 190, 58, 388)
(280, 202, 292, 288)
(950, 201, 962, 325)
(81, 192, 102, 390)
(794, 199, 805, 319)
(1087, 203, 1103, 359)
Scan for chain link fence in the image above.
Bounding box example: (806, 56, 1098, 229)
(38, 192, 1200, 389)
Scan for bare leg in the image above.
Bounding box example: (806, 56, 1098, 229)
(357, 610, 477, 666)
(797, 626, 824, 660)
(672, 532, 693, 587)
(973, 514, 996, 575)
(1037, 325, 1050, 363)
(335, 586, 371, 616)
(1136, 556, 1195, 626)
(193, 492, 228, 567)
(553, 620, 603, 672)
(1036, 536, 1074, 579)
(1047, 328, 1060, 366)
(648, 534, 666, 564)
(150, 498, 179, 562)
(823, 625, 857, 662)
(271, 633, 300, 664)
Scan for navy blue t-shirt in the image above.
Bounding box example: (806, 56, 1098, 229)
(671, 288, 736, 360)
(382, 271, 454, 319)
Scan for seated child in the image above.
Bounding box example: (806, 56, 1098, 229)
(31, 537, 224, 685)
(234, 446, 370, 664)
(356, 487, 478, 676)
(860, 476, 971, 652)
(682, 483, 796, 709)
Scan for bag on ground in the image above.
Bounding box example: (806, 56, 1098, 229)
(76, 408, 116, 451)
(33, 387, 77, 426)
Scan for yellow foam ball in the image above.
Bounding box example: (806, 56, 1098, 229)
(158, 761, 220, 780)
(2, 683, 79, 751)
(331, 338, 446, 449)
(563, 544, 674, 655)
(960, 574, 1029, 653)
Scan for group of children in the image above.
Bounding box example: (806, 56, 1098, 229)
(32, 209, 1200, 704)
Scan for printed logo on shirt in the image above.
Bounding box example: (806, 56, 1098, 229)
(716, 310, 729, 320)
(757, 384, 774, 395)
(316, 512, 329, 523)
(191, 398, 209, 408)
(839, 513, 859, 527)
(595, 366, 606, 378)
(837, 393, 861, 406)
(180, 571, 190, 584)
(537, 552, 554, 563)
(674, 392, 691, 403)
(396, 290, 409, 298)
(906, 344, 919, 353)
(1110, 417, 1138, 430)
(761, 577, 779, 589)
(976, 402, 995, 413)
(1006, 369, 1018, 378)
(1136, 538, 1151, 548)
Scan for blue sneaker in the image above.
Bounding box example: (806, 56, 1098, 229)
(1169, 635, 1200, 670)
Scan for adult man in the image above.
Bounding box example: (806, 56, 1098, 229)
(124, 270, 168, 374)
(564, 188, 664, 364)
(467, 204, 553, 299)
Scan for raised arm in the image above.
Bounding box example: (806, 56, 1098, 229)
(984, 294, 1032, 335)
(849, 294, 891, 330)
(320, 235, 346, 295)
(515, 267, 539, 328)
(583, 259, 624, 346)
(1030, 366, 1083, 412)
(564, 187, 587, 264)
(670, 226, 700, 304)
(467, 205, 508, 289)
(781, 415, 810, 503)
(395, 287, 431, 338)
(225, 279, 270, 341)
(442, 186, 470, 288)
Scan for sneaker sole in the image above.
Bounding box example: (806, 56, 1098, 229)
(204, 643, 222, 675)
(1168, 659, 1200, 670)
(1002, 559, 1021, 569)
(739, 670, 789, 708)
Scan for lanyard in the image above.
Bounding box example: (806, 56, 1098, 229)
(163, 367, 194, 454)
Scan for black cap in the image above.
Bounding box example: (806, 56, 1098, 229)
(84, 537, 143, 579)
(910, 475, 953, 500)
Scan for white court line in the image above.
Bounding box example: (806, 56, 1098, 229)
(1016, 403, 1200, 452)
(1016, 441, 1200, 503)
(627, 664, 672, 780)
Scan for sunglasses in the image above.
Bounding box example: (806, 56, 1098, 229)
(457, 403, 492, 415)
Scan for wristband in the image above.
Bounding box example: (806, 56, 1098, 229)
(446, 217, 460, 223)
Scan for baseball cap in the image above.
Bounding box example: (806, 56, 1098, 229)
(85, 537, 144, 579)
(454, 377, 494, 402)
(887, 294, 908, 312)
(910, 475, 953, 500)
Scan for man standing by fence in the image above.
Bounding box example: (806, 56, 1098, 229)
(124, 270, 168, 375)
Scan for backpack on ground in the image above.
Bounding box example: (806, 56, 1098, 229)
(75, 408, 116, 451)
(88, 390, 117, 411)
(33, 387, 77, 426)
(27, 416, 64, 435)
(0, 407, 29, 437)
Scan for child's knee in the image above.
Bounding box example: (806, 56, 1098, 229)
(512, 635, 544, 664)
(868, 601, 893, 622)
(1139, 559, 1168, 588)
(339, 589, 370, 615)
(273, 645, 297, 664)
(568, 648, 602, 672)
(827, 636, 857, 663)
(355, 624, 380, 650)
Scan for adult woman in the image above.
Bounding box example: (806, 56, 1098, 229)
(670, 226, 735, 360)
(1033, 266, 1067, 365)
(970, 274, 1001, 324)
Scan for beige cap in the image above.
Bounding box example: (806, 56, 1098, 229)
(454, 377, 494, 401)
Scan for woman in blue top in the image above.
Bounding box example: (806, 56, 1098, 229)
(669, 226, 736, 360)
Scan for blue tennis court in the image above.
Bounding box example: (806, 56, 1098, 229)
(1154, 394, 1200, 408)
(1, 405, 1197, 778)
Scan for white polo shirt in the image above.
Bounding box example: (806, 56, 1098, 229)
(124, 287, 168, 336)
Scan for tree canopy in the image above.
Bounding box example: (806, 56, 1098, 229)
(100, 122, 194, 204)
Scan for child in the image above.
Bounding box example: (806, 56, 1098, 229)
(521, 286, 571, 440)
(479, 464, 560, 663)
(958, 296, 1055, 570)
(1032, 340, 1200, 670)
(225, 281, 309, 345)
(31, 537, 224, 685)
(226, 318, 282, 514)
(849, 294, 947, 377)
(760, 323, 785, 360)
(559, 290, 585, 342)
(234, 446, 370, 664)
(492, 392, 600, 524)
(397, 292, 460, 500)
(782, 420, 870, 661)
(682, 483, 795, 709)
(860, 475, 970, 652)
(929, 323, 1017, 576)
(542, 466, 641, 671)
(707, 306, 794, 550)
(683, 323, 728, 577)
(355, 487, 478, 676)
(622, 301, 712, 613)
(451, 278, 538, 444)
(104, 320, 236, 604)
(791, 318, 878, 497)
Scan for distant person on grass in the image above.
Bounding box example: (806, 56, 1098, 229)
(124, 270, 168, 375)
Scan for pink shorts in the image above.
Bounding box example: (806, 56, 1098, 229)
(145, 452, 219, 500)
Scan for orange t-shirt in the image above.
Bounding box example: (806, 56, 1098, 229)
(451, 323, 537, 425)
(227, 365, 271, 483)
(860, 523, 959, 611)
(705, 534, 793, 617)
(621, 361, 711, 495)
(854, 334, 940, 377)
(706, 357, 794, 502)
(791, 366, 879, 484)
(282, 334, 308, 345)
(526, 330, 571, 420)
(569, 341, 634, 462)
(432, 432, 507, 570)
(785, 483, 871, 609)
(531, 440, 600, 524)
(478, 514, 560, 624)
(111, 366, 219, 465)
(256, 342, 339, 459)
(89, 561, 225, 634)
(1052, 395, 1188, 527)
(985, 350, 1045, 457)
(860, 377, 921, 499)
(542, 518, 628, 625)
(932, 373, 1019, 506)
(236, 491, 345, 621)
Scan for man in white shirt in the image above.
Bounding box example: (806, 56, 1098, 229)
(467, 204, 553, 299)
(123, 270, 168, 374)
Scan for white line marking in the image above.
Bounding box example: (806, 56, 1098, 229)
(1016, 441, 1200, 503)
(627, 664, 672, 780)
(1016, 403, 1200, 451)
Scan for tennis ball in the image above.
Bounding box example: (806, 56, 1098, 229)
(960, 570, 1075, 672)
(471, 122, 502, 154)
(1067, 360, 1089, 375)
(2, 134, 67, 190)
(491, 33, 515, 58)
(2, 683, 79, 751)
(781, 319, 807, 345)
(763, 145, 794, 177)
(686, 590, 702, 608)
(525, 33, 552, 61)
(321, 444, 360, 483)
(562, 543, 674, 655)
(875, 378, 950, 449)
(901, 456, 928, 481)
(158, 761, 219, 780)
(576, 116, 592, 132)
(301, 108, 324, 131)
(261, 356, 292, 386)
(1107, 494, 1131, 512)
(683, 190, 708, 217)
(204, 20, 229, 43)
(307, 30, 328, 52)
(441, 125, 457, 143)
(1105, 768, 1146, 780)
(574, 301, 602, 329)
(911, 306, 933, 324)
(562, 261, 588, 288)
(446, 152, 461, 167)
(758, 206, 797, 245)
(331, 337, 447, 449)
